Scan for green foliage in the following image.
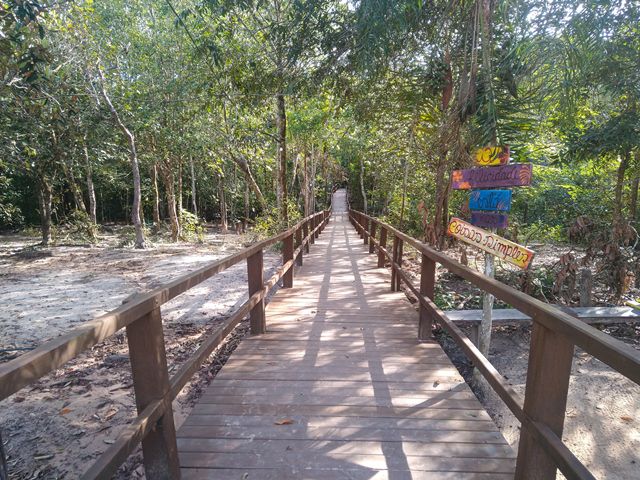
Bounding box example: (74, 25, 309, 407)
(179, 209, 205, 243)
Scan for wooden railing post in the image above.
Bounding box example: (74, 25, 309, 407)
(247, 250, 266, 334)
(126, 306, 180, 480)
(378, 227, 387, 267)
(369, 221, 377, 254)
(295, 226, 303, 266)
(419, 253, 436, 340)
(515, 322, 574, 479)
(391, 235, 399, 291)
(363, 217, 369, 244)
(283, 232, 294, 288)
(310, 217, 316, 245)
(303, 220, 310, 253)
(315, 214, 320, 239)
(395, 238, 403, 291)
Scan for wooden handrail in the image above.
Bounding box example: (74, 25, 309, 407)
(0, 209, 332, 479)
(349, 209, 637, 480)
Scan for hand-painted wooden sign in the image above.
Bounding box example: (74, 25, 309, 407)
(451, 163, 533, 190)
(471, 211, 509, 229)
(447, 217, 534, 269)
(475, 145, 510, 166)
(469, 190, 512, 212)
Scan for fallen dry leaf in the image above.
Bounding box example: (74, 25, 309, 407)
(60, 408, 72, 415)
(620, 416, 633, 423)
(274, 418, 295, 425)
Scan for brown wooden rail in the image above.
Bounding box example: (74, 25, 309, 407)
(0, 209, 331, 479)
(349, 209, 640, 480)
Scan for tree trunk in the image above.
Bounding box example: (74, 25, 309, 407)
(219, 174, 228, 232)
(244, 181, 250, 232)
(38, 178, 53, 246)
(230, 154, 267, 212)
(189, 155, 198, 217)
(177, 159, 183, 216)
(151, 163, 161, 226)
(276, 93, 288, 224)
(399, 158, 409, 229)
(62, 160, 87, 213)
(359, 156, 367, 214)
(302, 151, 310, 217)
(614, 151, 630, 222)
(160, 166, 180, 242)
(97, 67, 145, 248)
(83, 140, 97, 224)
(630, 176, 639, 221)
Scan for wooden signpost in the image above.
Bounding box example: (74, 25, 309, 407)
(451, 163, 533, 190)
(475, 145, 510, 166)
(470, 211, 509, 229)
(448, 218, 535, 269)
(450, 146, 535, 386)
(469, 190, 512, 212)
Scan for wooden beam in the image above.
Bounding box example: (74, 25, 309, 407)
(125, 306, 180, 479)
(247, 250, 265, 335)
(515, 323, 574, 479)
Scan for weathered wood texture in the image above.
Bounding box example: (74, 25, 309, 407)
(177, 191, 515, 479)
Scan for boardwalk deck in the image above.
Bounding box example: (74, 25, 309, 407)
(177, 191, 516, 479)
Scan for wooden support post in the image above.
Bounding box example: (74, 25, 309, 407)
(369, 222, 377, 254)
(515, 322, 574, 479)
(283, 232, 294, 288)
(580, 268, 593, 307)
(395, 239, 403, 291)
(363, 217, 369, 245)
(303, 220, 310, 253)
(247, 250, 265, 334)
(310, 217, 316, 245)
(295, 227, 303, 266)
(126, 306, 180, 480)
(378, 227, 387, 268)
(391, 235, 399, 291)
(418, 253, 436, 340)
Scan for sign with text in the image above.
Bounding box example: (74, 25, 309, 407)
(475, 145, 510, 166)
(471, 211, 509, 229)
(469, 189, 512, 212)
(447, 217, 534, 269)
(451, 163, 533, 190)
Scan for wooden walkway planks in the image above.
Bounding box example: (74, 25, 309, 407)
(177, 192, 515, 479)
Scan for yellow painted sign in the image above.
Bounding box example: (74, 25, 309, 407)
(447, 217, 534, 269)
(475, 145, 510, 166)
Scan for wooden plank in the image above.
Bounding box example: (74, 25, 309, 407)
(469, 190, 512, 212)
(471, 211, 509, 229)
(475, 145, 510, 166)
(451, 163, 532, 190)
(446, 306, 640, 325)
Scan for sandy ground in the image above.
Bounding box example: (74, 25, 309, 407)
(399, 245, 640, 480)
(0, 228, 280, 479)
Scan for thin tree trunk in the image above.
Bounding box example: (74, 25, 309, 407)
(302, 150, 310, 217)
(38, 178, 53, 246)
(244, 181, 250, 232)
(219, 174, 228, 232)
(97, 67, 145, 248)
(276, 93, 288, 224)
(630, 176, 639, 221)
(399, 158, 409, 229)
(160, 165, 180, 242)
(83, 140, 97, 224)
(614, 151, 630, 222)
(63, 160, 87, 213)
(190, 155, 198, 217)
(177, 159, 183, 216)
(359, 156, 367, 214)
(151, 163, 161, 226)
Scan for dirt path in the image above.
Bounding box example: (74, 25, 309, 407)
(0, 230, 280, 479)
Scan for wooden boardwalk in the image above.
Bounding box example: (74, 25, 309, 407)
(177, 192, 516, 479)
